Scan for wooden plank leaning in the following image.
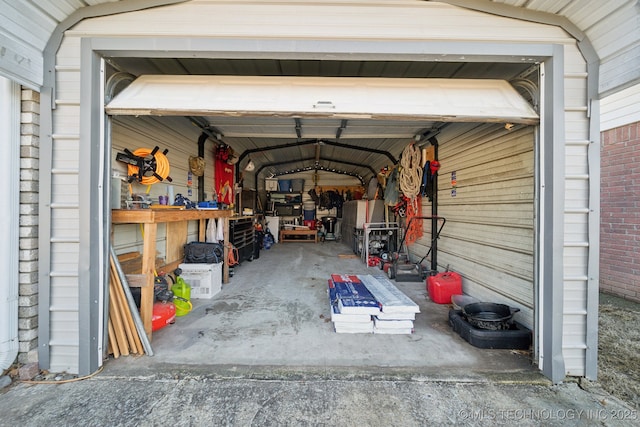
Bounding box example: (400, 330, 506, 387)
(109, 246, 154, 357)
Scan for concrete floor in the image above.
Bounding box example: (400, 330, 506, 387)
(5, 241, 637, 426)
(109, 239, 536, 379)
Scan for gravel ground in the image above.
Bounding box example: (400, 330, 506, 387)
(597, 292, 640, 409)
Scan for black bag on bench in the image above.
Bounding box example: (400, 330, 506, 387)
(183, 242, 224, 264)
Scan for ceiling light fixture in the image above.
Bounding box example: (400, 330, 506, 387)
(243, 159, 255, 172)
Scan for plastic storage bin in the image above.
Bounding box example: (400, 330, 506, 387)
(427, 271, 462, 304)
(291, 178, 305, 192)
(178, 263, 222, 299)
(278, 179, 292, 191)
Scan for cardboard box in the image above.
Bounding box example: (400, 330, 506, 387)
(178, 263, 222, 299)
(265, 178, 278, 191)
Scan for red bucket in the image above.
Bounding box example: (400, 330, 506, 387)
(303, 220, 316, 230)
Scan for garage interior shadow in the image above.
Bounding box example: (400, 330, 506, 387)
(105, 240, 541, 382)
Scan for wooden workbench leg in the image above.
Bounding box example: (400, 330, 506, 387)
(141, 222, 157, 339)
(166, 221, 188, 266)
(222, 218, 230, 283)
(198, 218, 206, 242)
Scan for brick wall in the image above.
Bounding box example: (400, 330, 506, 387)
(19, 89, 40, 364)
(600, 121, 640, 302)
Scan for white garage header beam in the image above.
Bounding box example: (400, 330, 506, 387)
(106, 75, 539, 125)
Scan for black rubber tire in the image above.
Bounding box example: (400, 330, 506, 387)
(388, 265, 396, 280)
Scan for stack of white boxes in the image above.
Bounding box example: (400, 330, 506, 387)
(178, 262, 222, 299)
(328, 274, 378, 333)
(327, 274, 420, 334)
(359, 275, 420, 334)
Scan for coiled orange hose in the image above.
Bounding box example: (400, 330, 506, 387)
(127, 148, 171, 185)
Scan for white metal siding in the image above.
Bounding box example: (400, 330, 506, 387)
(47, 35, 82, 371)
(0, 0, 52, 88)
(68, 1, 573, 44)
(561, 42, 593, 377)
(587, 0, 640, 96)
(48, 0, 594, 376)
(4, 0, 638, 96)
(600, 84, 640, 131)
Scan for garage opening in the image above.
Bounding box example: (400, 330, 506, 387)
(105, 72, 540, 376)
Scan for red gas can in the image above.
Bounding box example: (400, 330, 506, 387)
(427, 271, 462, 304)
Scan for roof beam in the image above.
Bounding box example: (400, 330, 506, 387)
(335, 119, 348, 139)
(257, 156, 375, 176)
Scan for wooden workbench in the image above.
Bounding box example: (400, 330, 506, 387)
(111, 208, 233, 339)
(280, 228, 318, 243)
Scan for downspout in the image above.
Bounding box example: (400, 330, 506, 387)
(0, 77, 20, 372)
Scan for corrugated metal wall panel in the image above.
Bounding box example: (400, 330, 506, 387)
(565, 144, 589, 176)
(0, 0, 52, 88)
(564, 247, 590, 278)
(51, 175, 81, 205)
(47, 50, 82, 372)
(69, 1, 572, 44)
(564, 178, 589, 209)
(599, 44, 640, 97)
(48, 310, 78, 341)
(51, 139, 81, 168)
(421, 124, 535, 328)
(51, 208, 80, 234)
(564, 111, 591, 139)
(50, 242, 81, 271)
(46, 0, 597, 377)
(585, 0, 639, 96)
(55, 36, 82, 68)
(111, 116, 213, 199)
(4, 0, 638, 95)
(111, 116, 213, 257)
(55, 71, 82, 102)
(561, 41, 592, 377)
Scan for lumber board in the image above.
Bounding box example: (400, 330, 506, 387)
(108, 318, 120, 359)
(117, 251, 140, 263)
(108, 277, 130, 356)
(111, 269, 139, 355)
(109, 250, 154, 357)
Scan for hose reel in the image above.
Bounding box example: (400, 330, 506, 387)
(116, 146, 172, 185)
